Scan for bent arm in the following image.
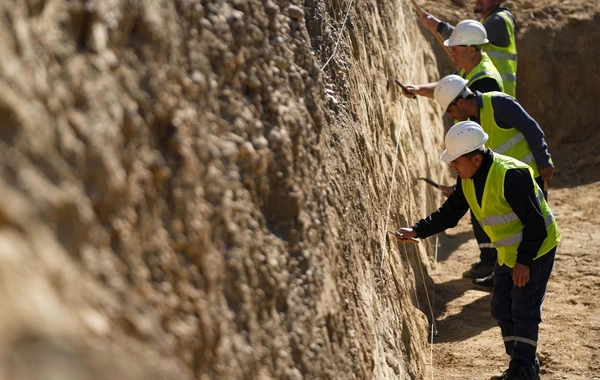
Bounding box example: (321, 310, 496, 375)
(401, 82, 437, 99)
(468, 77, 503, 94)
(411, 179, 470, 238)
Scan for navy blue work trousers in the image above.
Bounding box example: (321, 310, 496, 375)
(491, 246, 556, 378)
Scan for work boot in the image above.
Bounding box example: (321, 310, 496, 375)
(490, 367, 540, 380)
(473, 273, 494, 289)
(462, 261, 494, 278)
(490, 368, 512, 380)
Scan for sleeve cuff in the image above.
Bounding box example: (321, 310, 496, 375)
(411, 224, 425, 239)
(436, 21, 448, 34)
(516, 254, 534, 267)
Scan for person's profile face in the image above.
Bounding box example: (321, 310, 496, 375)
(450, 155, 480, 179)
(474, 0, 498, 15)
(450, 45, 470, 69)
(446, 99, 469, 122)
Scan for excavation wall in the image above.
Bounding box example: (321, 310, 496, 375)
(0, 0, 445, 378)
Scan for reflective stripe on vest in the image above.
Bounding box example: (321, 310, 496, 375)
(520, 153, 534, 165)
(480, 192, 554, 227)
(493, 133, 525, 154)
(486, 51, 517, 61)
(501, 72, 517, 82)
(493, 214, 556, 248)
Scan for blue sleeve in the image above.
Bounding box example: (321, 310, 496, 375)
(483, 13, 511, 48)
(491, 95, 553, 169)
(437, 22, 453, 40)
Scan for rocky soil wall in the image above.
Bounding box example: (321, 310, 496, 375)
(0, 0, 447, 378)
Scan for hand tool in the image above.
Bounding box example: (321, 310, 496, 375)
(418, 177, 440, 188)
(394, 78, 416, 99)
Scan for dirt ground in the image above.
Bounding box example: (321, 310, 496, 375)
(428, 181, 600, 379)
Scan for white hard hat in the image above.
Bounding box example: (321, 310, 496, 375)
(441, 121, 489, 162)
(434, 75, 471, 112)
(444, 20, 489, 47)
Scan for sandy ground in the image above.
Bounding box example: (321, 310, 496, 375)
(427, 180, 600, 379)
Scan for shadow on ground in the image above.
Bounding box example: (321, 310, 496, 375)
(431, 277, 497, 344)
(436, 229, 474, 263)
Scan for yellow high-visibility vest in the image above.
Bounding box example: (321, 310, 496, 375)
(482, 11, 518, 98)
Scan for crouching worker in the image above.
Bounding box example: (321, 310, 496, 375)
(395, 121, 560, 380)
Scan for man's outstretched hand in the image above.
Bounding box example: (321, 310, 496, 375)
(419, 12, 441, 32)
(438, 185, 454, 197)
(395, 227, 417, 242)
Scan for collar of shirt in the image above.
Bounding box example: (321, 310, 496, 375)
(472, 91, 484, 123)
(471, 148, 494, 183)
(492, 7, 511, 16)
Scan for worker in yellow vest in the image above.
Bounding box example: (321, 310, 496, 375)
(419, 0, 518, 97)
(395, 121, 560, 380)
(433, 74, 554, 288)
(400, 20, 504, 99)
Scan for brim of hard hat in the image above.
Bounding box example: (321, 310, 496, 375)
(440, 149, 458, 163)
(443, 38, 490, 47)
(440, 141, 488, 163)
(440, 101, 453, 114)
